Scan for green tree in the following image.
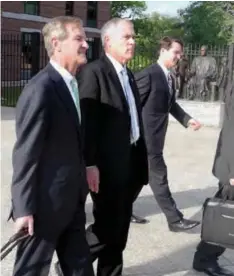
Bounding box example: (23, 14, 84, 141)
(129, 13, 184, 72)
(111, 1, 147, 19)
(133, 12, 184, 54)
(179, 2, 234, 44)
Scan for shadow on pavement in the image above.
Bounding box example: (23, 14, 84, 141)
(85, 186, 217, 227)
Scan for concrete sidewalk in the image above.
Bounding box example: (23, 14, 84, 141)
(169, 99, 221, 127)
(1, 107, 233, 275)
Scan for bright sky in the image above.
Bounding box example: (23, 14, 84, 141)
(146, 1, 191, 16)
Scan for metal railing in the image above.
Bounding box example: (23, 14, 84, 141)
(1, 33, 101, 107)
(1, 34, 233, 106)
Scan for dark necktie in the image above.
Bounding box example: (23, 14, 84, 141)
(168, 73, 173, 95)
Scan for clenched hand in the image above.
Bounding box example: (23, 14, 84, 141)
(15, 215, 34, 236)
(86, 166, 100, 193)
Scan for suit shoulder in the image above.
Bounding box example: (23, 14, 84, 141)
(136, 63, 159, 77)
(81, 59, 103, 73)
(17, 68, 51, 107)
(25, 67, 52, 91)
(134, 65, 154, 81)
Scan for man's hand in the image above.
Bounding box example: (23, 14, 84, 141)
(86, 166, 99, 193)
(188, 118, 201, 131)
(15, 215, 34, 236)
(230, 179, 234, 186)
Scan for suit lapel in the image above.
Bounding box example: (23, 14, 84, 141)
(101, 55, 129, 112)
(127, 69, 145, 135)
(127, 69, 141, 114)
(46, 63, 81, 133)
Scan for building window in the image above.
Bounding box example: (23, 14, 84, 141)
(65, 1, 74, 15)
(24, 1, 40, 15)
(87, 1, 97, 28)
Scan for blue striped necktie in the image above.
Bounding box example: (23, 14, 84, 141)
(120, 69, 139, 143)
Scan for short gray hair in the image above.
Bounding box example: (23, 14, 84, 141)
(101, 18, 133, 47)
(42, 16, 83, 57)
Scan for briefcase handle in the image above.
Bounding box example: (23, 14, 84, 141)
(203, 184, 231, 209)
(0, 229, 29, 261)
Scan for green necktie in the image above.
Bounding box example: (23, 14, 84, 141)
(70, 78, 81, 122)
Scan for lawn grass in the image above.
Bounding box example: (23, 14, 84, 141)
(1, 86, 22, 107)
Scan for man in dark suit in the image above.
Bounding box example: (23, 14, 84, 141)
(78, 18, 148, 276)
(133, 37, 201, 232)
(10, 16, 94, 276)
(193, 81, 234, 276)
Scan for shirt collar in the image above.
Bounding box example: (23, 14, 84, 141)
(50, 59, 74, 83)
(157, 59, 170, 79)
(106, 53, 126, 75)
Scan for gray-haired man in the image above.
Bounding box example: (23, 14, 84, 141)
(10, 16, 94, 276)
(79, 18, 148, 276)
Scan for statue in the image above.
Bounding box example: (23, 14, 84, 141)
(217, 56, 229, 102)
(175, 54, 189, 98)
(188, 45, 218, 101)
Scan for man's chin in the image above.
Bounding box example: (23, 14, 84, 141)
(125, 54, 134, 62)
(77, 56, 87, 66)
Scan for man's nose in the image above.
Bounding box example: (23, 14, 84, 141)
(83, 40, 89, 49)
(129, 37, 135, 45)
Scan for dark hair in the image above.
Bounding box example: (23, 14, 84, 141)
(159, 36, 184, 50)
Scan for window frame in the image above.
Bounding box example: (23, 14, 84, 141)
(65, 1, 74, 16)
(24, 1, 40, 16)
(87, 1, 98, 28)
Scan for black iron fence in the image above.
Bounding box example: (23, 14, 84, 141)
(1, 33, 101, 107)
(1, 33, 234, 106)
(1, 33, 47, 106)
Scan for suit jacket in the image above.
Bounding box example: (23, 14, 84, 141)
(135, 63, 191, 166)
(78, 54, 148, 188)
(11, 63, 88, 238)
(212, 81, 234, 184)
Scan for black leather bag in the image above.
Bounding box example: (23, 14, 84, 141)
(201, 191, 234, 249)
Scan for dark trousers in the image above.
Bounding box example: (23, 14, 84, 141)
(194, 182, 234, 267)
(13, 197, 94, 276)
(148, 154, 183, 224)
(86, 146, 143, 276)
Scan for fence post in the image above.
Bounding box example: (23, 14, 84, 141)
(31, 32, 40, 77)
(219, 43, 234, 128)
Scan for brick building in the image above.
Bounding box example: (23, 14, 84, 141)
(1, 1, 111, 81)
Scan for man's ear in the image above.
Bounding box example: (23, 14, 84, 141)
(51, 37, 62, 52)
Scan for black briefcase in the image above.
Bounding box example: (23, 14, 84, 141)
(201, 197, 234, 249)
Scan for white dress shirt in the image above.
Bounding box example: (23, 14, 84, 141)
(157, 59, 173, 94)
(106, 53, 140, 143)
(157, 59, 170, 80)
(50, 59, 77, 106)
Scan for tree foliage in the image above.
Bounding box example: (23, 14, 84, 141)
(129, 13, 184, 72)
(179, 1, 234, 44)
(111, 1, 147, 19)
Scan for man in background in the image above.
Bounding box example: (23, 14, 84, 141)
(193, 81, 234, 276)
(133, 37, 201, 232)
